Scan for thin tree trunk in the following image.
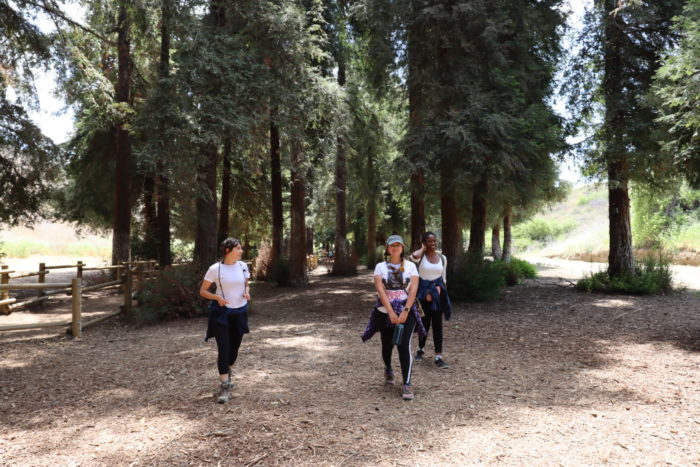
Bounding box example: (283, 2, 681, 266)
(218, 137, 232, 243)
(156, 163, 171, 266)
(491, 224, 502, 260)
(608, 160, 633, 275)
(407, 20, 425, 251)
(289, 138, 307, 286)
(332, 44, 350, 274)
(441, 166, 459, 269)
(155, 0, 172, 267)
(193, 144, 218, 269)
(143, 173, 157, 258)
(603, 0, 634, 277)
(112, 2, 132, 266)
(270, 110, 283, 264)
(467, 177, 489, 258)
(502, 204, 513, 263)
(367, 151, 377, 268)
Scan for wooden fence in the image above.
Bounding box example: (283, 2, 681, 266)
(0, 260, 159, 337)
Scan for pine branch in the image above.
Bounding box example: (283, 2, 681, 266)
(23, 0, 116, 46)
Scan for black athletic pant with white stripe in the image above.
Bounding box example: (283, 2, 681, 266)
(379, 312, 417, 385)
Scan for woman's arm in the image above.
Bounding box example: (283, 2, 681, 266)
(199, 279, 228, 306)
(399, 275, 419, 323)
(374, 275, 399, 324)
(410, 245, 425, 261)
(243, 277, 250, 300)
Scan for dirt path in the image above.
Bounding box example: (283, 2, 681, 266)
(1, 263, 699, 466)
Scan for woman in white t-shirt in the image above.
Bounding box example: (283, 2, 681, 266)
(199, 237, 251, 403)
(361, 235, 427, 400)
(410, 231, 452, 369)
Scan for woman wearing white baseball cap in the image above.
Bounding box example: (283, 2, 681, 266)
(362, 235, 427, 400)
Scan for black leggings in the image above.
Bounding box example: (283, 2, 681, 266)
(418, 298, 443, 354)
(379, 312, 417, 385)
(213, 322, 244, 376)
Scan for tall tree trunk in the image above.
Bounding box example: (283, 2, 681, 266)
(270, 110, 283, 264)
(407, 19, 425, 251)
(143, 173, 157, 258)
(218, 137, 232, 243)
(502, 204, 513, 263)
(491, 224, 502, 260)
(603, 0, 634, 276)
(112, 2, 132, 266)
(156, 163, 171, 266)
(193, 144, 218, 268)
(367, 151, 377, 268)
(332, 43, 350, 274)
(441, 166, 459, 271)
(289, 138, 307, 286)
(155, 0, 172, 267)
(467, 177, 489, 258)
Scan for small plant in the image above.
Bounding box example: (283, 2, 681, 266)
(450, 255, 506, 302)
(576, 255, 673, 294)
(135, 263, 207, 322)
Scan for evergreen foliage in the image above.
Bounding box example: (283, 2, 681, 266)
(576, 256, 673, 295)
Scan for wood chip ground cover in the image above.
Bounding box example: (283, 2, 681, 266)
(1, 263, 699, 466)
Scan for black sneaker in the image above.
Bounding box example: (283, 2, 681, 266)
(435, 357, 449, 369)
(384, 368, 396, 385)
(415, 349, 425, 362)
(217, 380, 233, 404)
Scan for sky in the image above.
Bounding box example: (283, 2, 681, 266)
(27, 0, 588, 184)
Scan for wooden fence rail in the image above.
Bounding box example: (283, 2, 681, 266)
(0, 260, 159, 336)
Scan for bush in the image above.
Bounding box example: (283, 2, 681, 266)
(270, 258, 291, 286)
(576, 256, 673, 294)
(253, 242, 273, 280)
(450, 255, 506, 302)
(135, 263, 207, 322)
(511, 258, 538, 279)
(515, 218, 578, 243)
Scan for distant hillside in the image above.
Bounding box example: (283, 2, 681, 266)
(514, 184, 700, 266)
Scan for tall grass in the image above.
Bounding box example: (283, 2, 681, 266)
(576, 256, 673, 294)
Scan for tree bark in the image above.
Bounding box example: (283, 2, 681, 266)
(142, 173, 157, 259)
(367, 150, 377, 268)
(112, 2, 132, 266)
(441, 166, 459, 269)
(332, 44, 351, 275)
(155, 0, 172, 267)
(502, 204, 513, 263)
(156, 162, 171, 266)
(270, 110, 283, 264)
(289, 138, 307, 286)
(193, 144, 218, 269)
(491, 224, 502, 261)
(218, 137, 232, 243)
(603, 0, 634, 276)
(407, 20, 425, 251)
(467, 177, 489, 258)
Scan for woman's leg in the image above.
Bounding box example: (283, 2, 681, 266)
(229, 331, 243, 367)
(379, 323, 394, 370)
(397, 313, 417, 385)
(432, 302, 444, 355)
(213, 323, 232, 382)
(418, 298, 432, 350)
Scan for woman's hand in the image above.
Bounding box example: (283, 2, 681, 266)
(217, 297, 229, 307)
(388, 311, 400, 325)
(243, 291, 250, 300)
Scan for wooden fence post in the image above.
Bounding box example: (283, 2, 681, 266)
(71, 278, 82, 337)
(0, 265, 9, 315)
(123, 266, 133, 315)
(77, 261, 84, 279)
(136, 263, 144, 305)
(38, 263, 46, 304)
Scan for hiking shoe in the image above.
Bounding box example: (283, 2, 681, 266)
(402, 384, 414, 400)
(384, 368, 396, 385)
(435, 357, 449, 369)
(414, 349, 425, 362)
(217, 380, 233, 404)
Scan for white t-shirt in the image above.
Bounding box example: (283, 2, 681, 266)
(416, 254, 447, 282)
(373, 260, 418, 313)
(204, 261, 250, 309)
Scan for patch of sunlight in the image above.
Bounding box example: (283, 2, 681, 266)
(328, 289, 354, 295)
(592, 298, 635, 308)
(262, 335, 338, 352)
(257, 323, 316, 333)
(0, 349, 47, 369)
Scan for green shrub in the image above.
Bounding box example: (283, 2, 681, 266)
(515, 218, 578, 243)
(450, 256, 506, 302)
(270, 258, 290, 286)
(511, 258, 538, 279)
(135, 263, 207, 322)
(576, 256, 673, 294)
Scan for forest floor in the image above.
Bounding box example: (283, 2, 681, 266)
(1, 260, 699, 466)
